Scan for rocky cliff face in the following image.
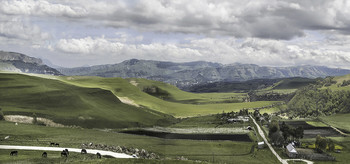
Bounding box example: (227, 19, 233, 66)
(59, 59, 350, 88)
(0, 51, 62, 75)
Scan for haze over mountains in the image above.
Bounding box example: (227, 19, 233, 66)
(59, 59, 350, 89)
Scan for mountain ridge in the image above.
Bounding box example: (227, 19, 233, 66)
(0, 51, 62, 76)
(59, 59, 350, 88)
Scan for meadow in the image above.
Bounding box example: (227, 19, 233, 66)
(0, 121, 280, 164)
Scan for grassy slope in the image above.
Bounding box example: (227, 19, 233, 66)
(315, 74, 350, 132)
(320, 113, 350, 132)
(322, 74, 350, 91)
(0, 73, 173, 128)
(57, 76, 279, 117)
(0, 121, 279, 164)
(130, 78, 246, 104)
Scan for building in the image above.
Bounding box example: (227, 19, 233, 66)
(258, 142, 264, 149)
(286, 143, 298, 158)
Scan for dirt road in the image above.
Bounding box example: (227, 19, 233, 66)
(0, 145, 134, 158)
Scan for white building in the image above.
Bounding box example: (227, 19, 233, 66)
(286, 143, 298, 158)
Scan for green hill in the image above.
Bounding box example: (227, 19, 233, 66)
(0, 73, 174, 129)
(57, 75, 279, 117)
(130, 78, 246, 104)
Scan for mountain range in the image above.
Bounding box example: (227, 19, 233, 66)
(1, 51, 350, 89)
(58, 59, 350, 89)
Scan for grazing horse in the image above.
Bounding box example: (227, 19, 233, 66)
(50, 142, 55, 146)
(81, 149, 87, 154)
(96, 152, 101, 159)
(10, 151, 18, 156)
(65, 149, 69, 155)
(42, 152, 47, 158)
(55, 143, 60, 147)
(61, 150, 68, 157)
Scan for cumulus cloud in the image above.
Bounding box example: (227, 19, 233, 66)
(51, 34, 350, 68)
(1, 0, 350, 39)
(0, 16, 50, 47)
(54, 36, 202, 62)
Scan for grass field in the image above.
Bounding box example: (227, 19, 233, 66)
(56, 75, 280, 117)
(305, 121, 328, 127)
(0, 73, 174, 128)
(0, 121, 280, 164)
(320, 113, 350, 132)
(130, 78, 247, 104)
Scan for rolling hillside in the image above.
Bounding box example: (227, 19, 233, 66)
(0, 73, 174, 128)
(56, 75, 279, 117)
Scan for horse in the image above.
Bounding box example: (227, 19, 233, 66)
(42, 152, 47, 158)
(81, 149, 87, 154)
(96, 152, 101, 159)
(61, 150, 68, 157)
(10, 151, 18, 156)
(55, 143, 60, 147)
(65, 149, 69, 155)
(50, 142, 55, 146)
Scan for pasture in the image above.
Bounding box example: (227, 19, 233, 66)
(56, 75, 280, 117)
(0, 121, 279, 164)
(0, 73, 174, 129)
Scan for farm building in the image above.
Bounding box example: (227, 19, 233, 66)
(286, 143, 298, 158)
(258, 142, 264, 149)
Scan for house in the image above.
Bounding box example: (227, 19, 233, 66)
(258, 142, 264, 149)
(286, 143, 298, 158)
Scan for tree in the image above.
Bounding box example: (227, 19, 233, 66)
(268, 120, 279, 138)
(270, 131, 284, 147)
(315, 135, 327, 153)
(295, 126, 304, 140)
(328, 139, 335, 152)
(0, 107, 4, 120)
(280, 122, 290, 141)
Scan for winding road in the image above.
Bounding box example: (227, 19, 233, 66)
(249, 115, 313, 164)
(0, 145, 134, 158)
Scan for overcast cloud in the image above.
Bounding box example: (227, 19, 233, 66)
(0, 0, 349, 68)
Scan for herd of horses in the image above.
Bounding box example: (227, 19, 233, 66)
(10, 148, 102, 159)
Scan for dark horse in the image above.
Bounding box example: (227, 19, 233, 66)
(96, 152, 101, 159)
(50, 142, 55, 146)
(81, 149, 87, 154)
(65, 149, 69, 155)
(42, 152, 47, 158)
(10, 151, 18, 156)
(55, 143, 60, 147)
(61, 150, 68, 157)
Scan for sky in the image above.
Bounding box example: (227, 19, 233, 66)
(0, 0, 350, 68)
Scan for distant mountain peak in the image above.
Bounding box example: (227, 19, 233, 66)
(0, 51, 62, 75)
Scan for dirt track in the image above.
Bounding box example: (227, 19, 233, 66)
(0, 145, 134, 158)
